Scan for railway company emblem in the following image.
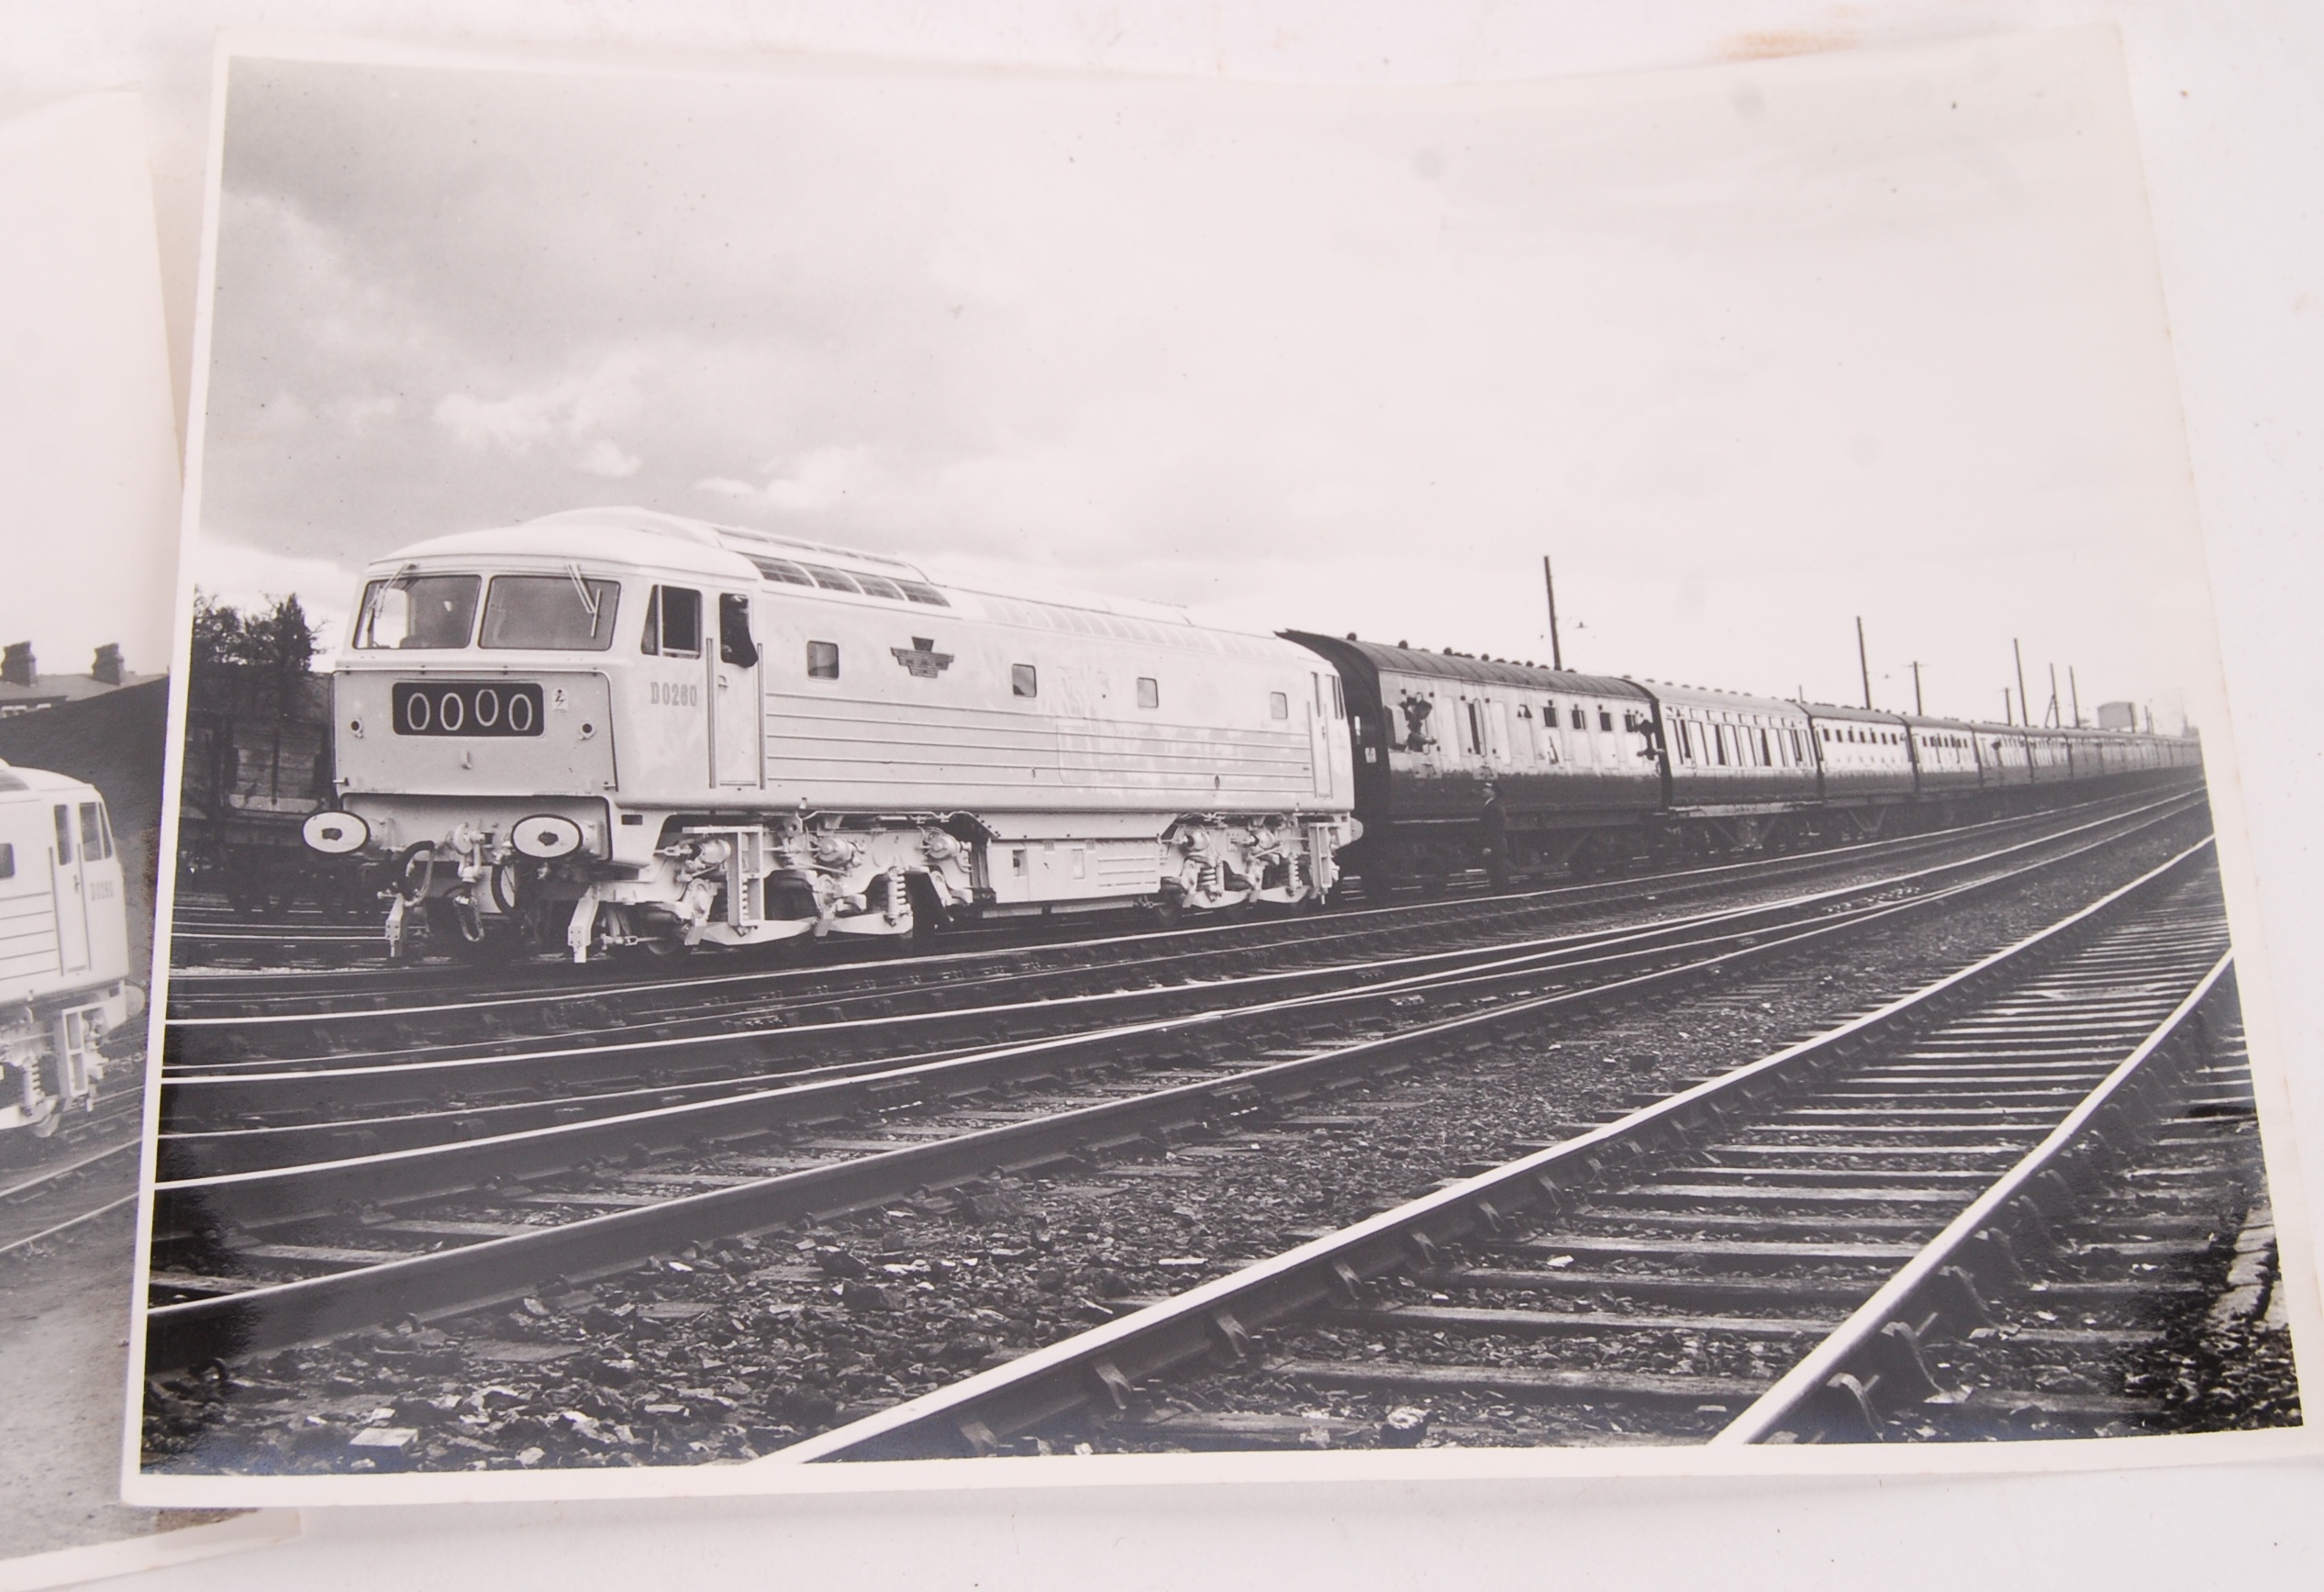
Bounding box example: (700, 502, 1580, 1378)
(891, 637, 955, 678)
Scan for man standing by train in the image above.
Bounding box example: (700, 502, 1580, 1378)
(1478, 781, 1509, 889)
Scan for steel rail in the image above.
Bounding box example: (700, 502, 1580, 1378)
(769, 837, 2218, 1463)
(1707, 950, 2236, 1445)
(142, 830, 2212, 1375)
(151, 802, 2189, 1202)
(2, 1193, 139, 1259)
(161, 784, 2199, 1024)
(0, 1137, 139, 1203)
(161, 792, 2201, 1108)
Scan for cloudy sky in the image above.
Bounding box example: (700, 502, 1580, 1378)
(188, 29, 2216, 728)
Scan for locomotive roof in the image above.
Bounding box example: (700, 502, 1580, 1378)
(382, 514, 765, 582)
(0, 759, 95, 796)
(1284, 634, 1649, 698)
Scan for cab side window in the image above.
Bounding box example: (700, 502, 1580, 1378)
(640, 586, 703, 657)
(717, 593, 760, 667)
(0, 842, 13, 879)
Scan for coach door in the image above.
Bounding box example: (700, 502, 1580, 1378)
(49, 804, 90, 974)
(713, 590, 763, 788)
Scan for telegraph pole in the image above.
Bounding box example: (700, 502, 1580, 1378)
(2013, 640, 2030, 733)
(1910, 661, 1923, 716)
(2048, 662, 2062, 728)
(2002, 688, 2013, 726)
(1541, 556, 1564, 672)
(2069, 666, 2083, 729)
(1856, 617, 1873, 710)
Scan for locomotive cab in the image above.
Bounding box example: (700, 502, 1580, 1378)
(317, 516, 771, 958)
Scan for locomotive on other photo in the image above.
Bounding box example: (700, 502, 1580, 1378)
(294, 507, 2199, 962)
(0, 761, 133, 1136)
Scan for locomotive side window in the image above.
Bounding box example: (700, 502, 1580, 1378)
(79, 802, 110, 860)
(1137, 676, 1159, 709)
(0, 842, 10, 878)
(354, 573, 479, 649)
(895, 580, 951, 607)
(640, 586, 703, 657)
(52, 804, 72, 863)
(798, 564, 863, 594)
(1270, 692, 1289, 720)
(853, 574, 907, 601)
(748, 556, 813, 586)
(1012, 664, 1038, 698)
(807, 640, 840, 680)
(1328, 675, 1345, 718)
(480, 573, 619, 650)
(717, 593, 760, 667)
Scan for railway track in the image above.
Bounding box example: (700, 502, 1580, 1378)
(160, 786, 2197, 1008)
(0, 1097, 144, 1258)
(139, 798, 2209, 1399)
(776, 841, 2256, 1459)
(158, 793, 2201, 1132)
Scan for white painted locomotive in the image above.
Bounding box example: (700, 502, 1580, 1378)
(0, 762, 132, 1133)
(303, 508, 1360, 960)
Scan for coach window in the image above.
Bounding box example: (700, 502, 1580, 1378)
(1013, 664, 1039, 698)
(1137, 676, 1159, 709)
(1598, 708, 1614, 732)
(1270, 692, 1289, 720)
(481, 573, 620, 650)
(1465, 701, 1486, 755)
(1570, 706, 1585, 730)
(806, 640, 840, 680)
(354, 573, 479, 649)
(640, 586, 703, 657)
(1758, 729, 1773, 766)
(717, 593, 760, 667)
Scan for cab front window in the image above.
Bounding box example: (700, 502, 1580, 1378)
(480, 573, 621, 650)
(354, 573, 480, 649)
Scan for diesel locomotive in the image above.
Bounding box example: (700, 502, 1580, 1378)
(297, 508, 1358, 960)
(291, 507, 2197, 961)
(0, 761, 133, 1134)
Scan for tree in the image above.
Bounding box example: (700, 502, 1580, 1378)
(190, 590, 316, 673)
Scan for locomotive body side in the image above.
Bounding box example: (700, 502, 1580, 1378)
(0, 763, 129, 1134)
(313, 508, 1356, 959)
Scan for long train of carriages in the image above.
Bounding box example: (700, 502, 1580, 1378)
(289, 507, 2200, 963)
(1, 760, 133, 1138)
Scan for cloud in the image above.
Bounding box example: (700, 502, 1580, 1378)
(433, 348, 650, 458)
(695, 444, 877, 513)
(574, 437, 642, 478)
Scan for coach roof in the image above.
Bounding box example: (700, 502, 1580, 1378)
(1285, 634, 1650, 699)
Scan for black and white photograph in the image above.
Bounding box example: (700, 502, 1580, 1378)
(129, 26, 2315, 1498)
(0, 85, 289, 1586)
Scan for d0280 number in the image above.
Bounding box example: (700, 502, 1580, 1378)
(392, 682, 544, 737)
